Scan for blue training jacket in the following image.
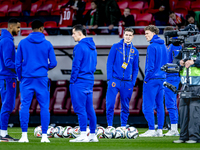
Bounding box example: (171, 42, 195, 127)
(0, 29, 16, 79)
(167, 43, 182, 78)
(16, 32, 57, 81)
(144, 35, 167, 82)
(70, 37, 97, 83)
(107, 39, 139, 85)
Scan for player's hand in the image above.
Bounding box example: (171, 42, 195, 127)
(93, 25, 98, 29)
(88, 25, 93, 29)
(122, 22, 125, 25)
(108, 24, 114, 30)
(159, 6, 165, 11)
(71, 6, 78, 10)
(185, 60, 194, 68)
(180, 60, 185, 66)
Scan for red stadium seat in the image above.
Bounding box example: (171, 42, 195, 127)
(0, 0, 12, 5)
(142, 2, 149, 13)
(30, 1, 42, 16)
(0, 22, 8, 28)
(129, 1, 144, 14)
(51, 1, 67, 15)
(20, 22, 27, 27)
(191, 1, 200, 12)
(83, 2, 91, 15)
(21, 30, 32, 36)
(7, 2, 22, 16)
(53, 97, 71, 115)
(169, 0, 179, 11)
(44, 21, 57, 28)
(174, 1, 191, 17)
(36, 2, 55, 16)
(0, 4, 9, 16)
(117, 1, 128, 10)
(135, 13, 153, 34)
(93, 87, 104, 115)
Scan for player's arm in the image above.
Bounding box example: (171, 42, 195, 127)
(144, 46, 156, 83)
(70, 45, 83, 84)
(107, 44, 117, 81)
(16, 42, 22, 81)
(48, 43, 57, 70)
(132, 50, 139, 86)
(3, 40, 15, 71)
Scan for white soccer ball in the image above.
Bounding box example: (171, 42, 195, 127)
(53, 126, 64, 138)
(115, 127, 125, 139)
(96, 126, 105, 138)
(125, 127, 139, 139)
(71, 126, 81, 138)
(34, 125, 42, 138)
(104, 127, 116, 139)
(62, 126, 73, 138)
(47, 126, 54, 138)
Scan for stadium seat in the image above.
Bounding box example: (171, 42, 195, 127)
(0, 4, 9, 16)
(129, 1, 144, 14)
(129, 87, 140, 115)
(83, 2, 91, 15)
(30, 1, 42, 16)
(20, 22, 27, 27)
(169, 0, 179, 11)
(135, 13, 153, 34)
(21, 30, 32, 36)
(174, 1, 191, 17)
(44, 21, 57, 28)
(0, 0, 12, 5)
(11, 93, 21, 115)
(142, 2, 149, 13)
(7, 2, 22, 16)
(117, 1, 128, 10)
(0, 22, 8, 28)
(114, 92, 121, 115)
(51, 1, 67, 15)
(191, 1, 200, 12)
(36, 2, 55, 16)
(53, 96, 71, 115)
(93, 87, 104, 114)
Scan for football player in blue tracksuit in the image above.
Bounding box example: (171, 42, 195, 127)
(106, 28, 139, 130)
(69, 24, 98, 142)
(163, 27, 182, 136)
(140, 25, 167, 137)
(16, 20, 57, 143)
(0, 18, 20, 142)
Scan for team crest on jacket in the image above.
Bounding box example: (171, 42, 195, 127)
(112, 82, 116, 87)
(13, 82, 16, 88)
(131, 49, 134, 53)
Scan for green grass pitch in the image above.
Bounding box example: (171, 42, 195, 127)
(1, 127, 199, 150)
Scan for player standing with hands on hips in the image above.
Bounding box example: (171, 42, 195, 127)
(0, 18, 20, 142)
(140, 25, 167, 137)
(69, 24, 98, 142)
(16, 20, 57, 143)
(106, 28, 139, 131)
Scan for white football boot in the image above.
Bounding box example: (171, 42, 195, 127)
(41, 134, 50, 143)
(69, 136, 89, 142)
(18, 137, 29, 143)
(88, 134, 99, 142)
(156, 129, 163, 137)
(164, 130, 179, 136)
(139, 130, 157, 137)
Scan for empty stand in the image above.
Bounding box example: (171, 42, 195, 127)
(44, 21, 57, 28)
(30, 1, 42, 16)
(7, 2, 22, 16)
(36, 2, 55, 16)
(20, 22, 27, 27)
(51, 1, 67, 15)
(0, 22, 8, 28)
(0, 0, 12, 5)
(0, 4, 9, 16)
(117, 1, 129, 10)
(174, 1, 191, 17)
(129, 1, 144, 14)
(191, 1, 200, 12)
(21, 30, 32, 36)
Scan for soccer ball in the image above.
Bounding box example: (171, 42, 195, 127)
(53, 126, 64, 138)
(96, 126, 105, 138)
(104, 127, 116, 139)
(71, 126, 81, 138)
(125, 127, 139, 139)
(62, 126, 73, 138)
(34, 126, 42, 137)
(115, 127, 125, 139)
(47, 126, 54, 138)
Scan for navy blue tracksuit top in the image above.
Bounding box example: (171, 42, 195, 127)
(16, 32, 57, 81)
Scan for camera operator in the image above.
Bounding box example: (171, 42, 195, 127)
(163, 27, 182, 137)
(173, 41, 200, 144)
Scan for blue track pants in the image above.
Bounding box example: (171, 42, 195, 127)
(0, 78, 16, 130)
(142, 79, 165, 130)
(165, 76, 180, 124)
(106, 78, 133, 127)
(19, 77, 50, 134)
(70, 79, 97, 133)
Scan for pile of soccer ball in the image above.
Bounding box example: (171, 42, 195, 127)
(34, 125, 138, 139)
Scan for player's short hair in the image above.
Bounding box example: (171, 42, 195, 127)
(144, 25, 159, 35)
(164, 26, 174, 32)
(124, 7, 130, 11)
(73, 24, 86, 36)
(91, 0, 97, 5)
(31, 20, 44, 30)
(8, 18, 20, 25)
(124, 28, 134, 34)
